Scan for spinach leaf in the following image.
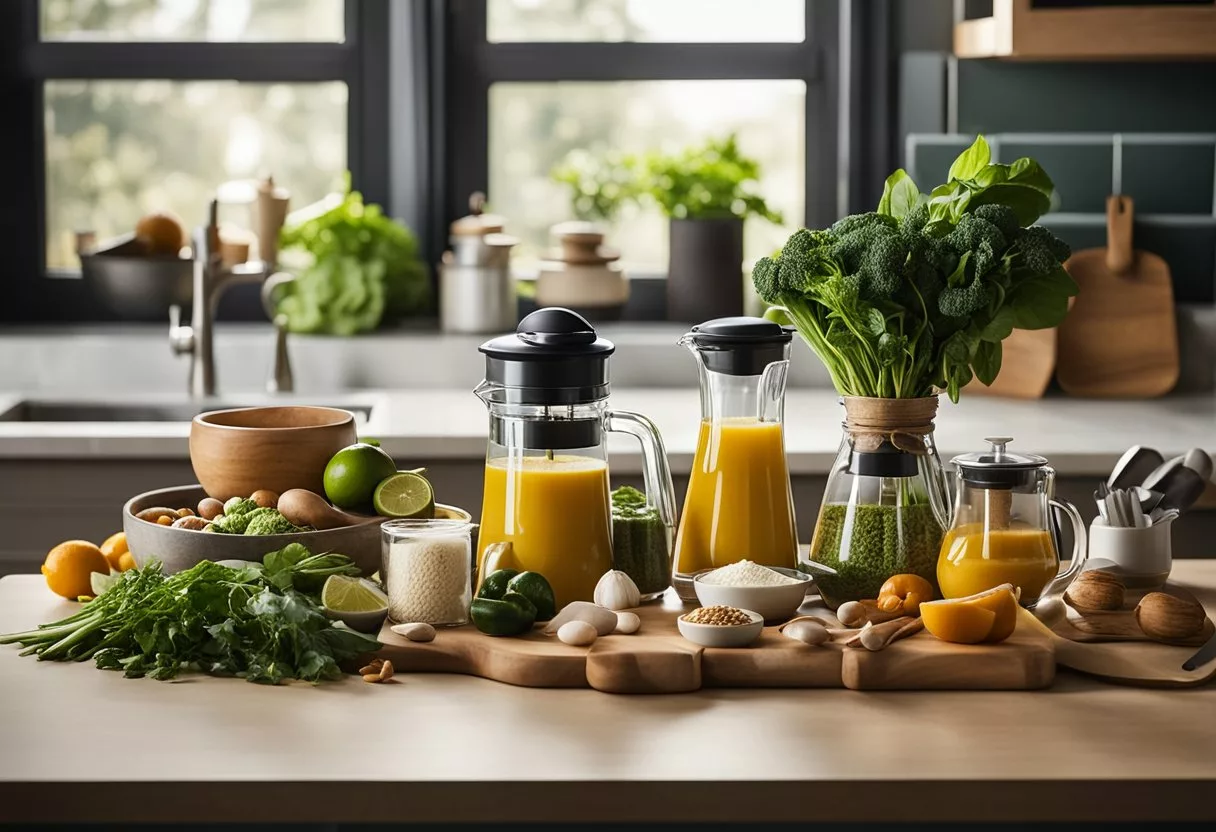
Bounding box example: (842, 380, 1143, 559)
(949, 135, 991, 181)
(878, 170, 921, 220)
(972, 339, 1003, 386)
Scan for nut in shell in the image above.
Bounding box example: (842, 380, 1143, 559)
(171, 515, 211, 531)
(1135, 592, 1206, 641)
(1068, 570, 1125, 611)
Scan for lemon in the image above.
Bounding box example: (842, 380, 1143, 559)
(99, 531, 128, 572)
(372, 471, 435, 519)
(42, 540, 109, 600)
(919, 584, 1018, 644)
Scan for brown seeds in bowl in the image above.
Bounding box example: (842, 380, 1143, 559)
(682, 605, 753, 626)
(197, 498, 225, 521)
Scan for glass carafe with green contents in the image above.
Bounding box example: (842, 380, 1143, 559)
(672, 317, 797, 602)
(806, 396, 950, 609)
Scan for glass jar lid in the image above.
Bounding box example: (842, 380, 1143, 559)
(685, 316, 792, 376)
(478, 307, 615, 405)
(951, 437, 1048, 488)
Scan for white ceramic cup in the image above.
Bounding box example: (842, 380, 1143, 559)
(1087, 517, 1174, 588)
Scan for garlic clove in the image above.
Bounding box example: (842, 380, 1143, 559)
(593, 570, 642, 611)
(557, 620, 599, 646)
(613, 611, 641, 634)
(543, 601, 618, 636)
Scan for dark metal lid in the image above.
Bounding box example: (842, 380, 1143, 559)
(952, 437, 1047, 488)
(686, 316, 793, 376)
(479, 307, 615, 405)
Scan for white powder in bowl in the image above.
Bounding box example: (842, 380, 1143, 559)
(385, 535, 471, 625)
(698, 560, 802, 588)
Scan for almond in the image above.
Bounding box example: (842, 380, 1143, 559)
(1135, 592, 1206, 641)
(1068, 570, 1125, 611)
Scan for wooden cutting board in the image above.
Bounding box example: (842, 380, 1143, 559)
(966, 327, 1057, 399)
(376, 597, 1054, 693)
(1027, 576, 1216, 687)
(1056, 195, 1179, 397)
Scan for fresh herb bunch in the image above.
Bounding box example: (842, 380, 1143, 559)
(277, 176, 430, 336)
(753, 136, 1077, 402)
(0, 545, 377, 684)
(641, 133, 783, 223)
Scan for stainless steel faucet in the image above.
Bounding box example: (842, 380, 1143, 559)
(169, 199, 291, 397)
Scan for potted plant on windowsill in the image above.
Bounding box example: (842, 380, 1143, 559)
(640, 134, 783, 322)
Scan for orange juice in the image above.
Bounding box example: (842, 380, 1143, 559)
(674, 417, 797, 574)
(937, 523, 1059, 603)
(478, 454, 612, 608)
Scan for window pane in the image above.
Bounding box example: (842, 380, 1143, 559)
(488, 80, 804, 270)
(487, 0, 805, 42)
(40, 0, 344, 42)
(45, 80, 348, 269)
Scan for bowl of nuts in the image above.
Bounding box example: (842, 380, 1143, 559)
(677, 605, 764, 648)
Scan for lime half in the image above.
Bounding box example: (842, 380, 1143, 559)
(373, 471, 435, 519)
(322, 575, 389, 614)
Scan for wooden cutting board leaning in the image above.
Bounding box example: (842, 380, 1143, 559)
(966, 326, 1057, 399)
(1056, 195, 1179, 397)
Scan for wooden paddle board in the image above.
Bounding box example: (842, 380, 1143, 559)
(1056, 195, 1179, 398)
(376, 596, 1054, 694)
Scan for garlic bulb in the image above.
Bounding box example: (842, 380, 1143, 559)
(593, 570, 641, 610)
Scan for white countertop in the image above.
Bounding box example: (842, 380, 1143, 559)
(1, 389, 1213, 476)
(3, 565, 1216, 823)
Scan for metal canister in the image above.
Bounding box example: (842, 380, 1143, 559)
(439, 193, 519, 333)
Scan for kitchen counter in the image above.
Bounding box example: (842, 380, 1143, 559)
(1, 389, 1214, 476)
(2, 562, 1216, 824)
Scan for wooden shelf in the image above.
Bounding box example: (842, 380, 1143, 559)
(954, 0, 1216, 61)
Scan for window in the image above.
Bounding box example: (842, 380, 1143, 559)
(4, 0, 387, 321)
(450, 0, 834, 273)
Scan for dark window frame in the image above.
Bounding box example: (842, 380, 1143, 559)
(1, 0, 391, 323)
(442, 0, 848, 245)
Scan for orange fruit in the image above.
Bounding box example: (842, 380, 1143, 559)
(42, 540, 110, 600)
(116, 551, 137, 572)
(134, 211, 185, 256)
(99, 531, 128, 571)
(920, 584, 1018, 645)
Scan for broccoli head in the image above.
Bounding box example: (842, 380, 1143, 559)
(831, 212, 897, 237)
(971, 203, 1020, 242)
(900, 203, 930, 235)
(938, 273, 992, 319)
(243, 507, 304, 536)
(856, 232, 908, 299)
(1015, 225, 1072, 275)
(752, 227, 843, 302)
(223, 497, 258, 517)
(946, 213, 1009, 276)
(210, 511, 254, 535)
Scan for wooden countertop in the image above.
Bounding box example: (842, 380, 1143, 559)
(2, 564, 1216, 824)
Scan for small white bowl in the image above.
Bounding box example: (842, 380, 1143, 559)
(677, 609, 764, 648)
(693, 567, 812, 623)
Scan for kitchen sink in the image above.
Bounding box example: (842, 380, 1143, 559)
(0, 400, 374, 423)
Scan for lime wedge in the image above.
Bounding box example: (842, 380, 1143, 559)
(373, 471, 435, 519)
(322, 575, 388, 614)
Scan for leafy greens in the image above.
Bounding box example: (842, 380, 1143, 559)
(754, 135, 1077, 402)
(0, 544, 378, 684)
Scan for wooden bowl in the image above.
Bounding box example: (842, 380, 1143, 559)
(190, 405, 357, 500)
(123, 485, 382, 576)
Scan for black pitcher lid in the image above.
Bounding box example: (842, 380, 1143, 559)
(479, 308, 614, 404)
(686, 316, 792, 376)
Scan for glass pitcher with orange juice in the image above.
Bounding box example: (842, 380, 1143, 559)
(672, 317, 797, 601)
(938, 437, 1088, 607)
(474, 308, 676, 609)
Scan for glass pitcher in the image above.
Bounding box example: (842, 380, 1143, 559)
(474, 308, 676, 609)
(938, 437, 1087, 608)
(805, 396, 951, 609)
(672, 317, 797, 602)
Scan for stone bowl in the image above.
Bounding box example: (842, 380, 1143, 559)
(123, 485, 383, 576)
(189, 405, 357, 500)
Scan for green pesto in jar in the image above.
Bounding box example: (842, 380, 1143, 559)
(807, 502, 942, 608)
(610, 486, 671, 596)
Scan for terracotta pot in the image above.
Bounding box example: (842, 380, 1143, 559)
(189, 405, 358, 500)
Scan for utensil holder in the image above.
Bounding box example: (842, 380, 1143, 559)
(1088, 517, 1173, 589)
